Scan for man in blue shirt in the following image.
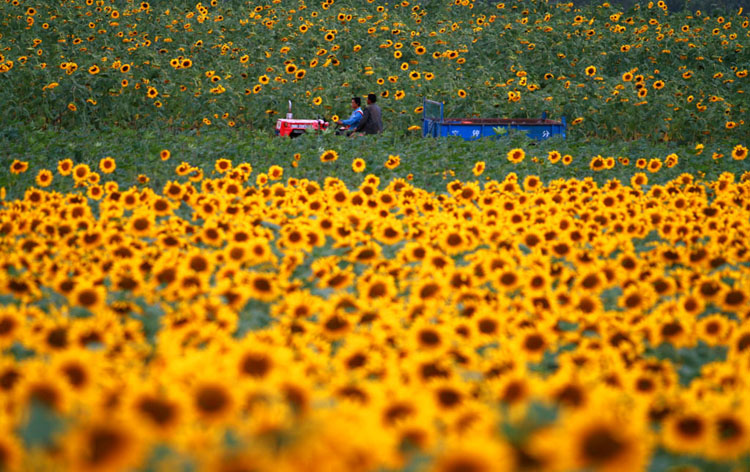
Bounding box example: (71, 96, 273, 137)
(335, 97, 363, 135)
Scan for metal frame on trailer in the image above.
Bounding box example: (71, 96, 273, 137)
(421, 98, 566, 141)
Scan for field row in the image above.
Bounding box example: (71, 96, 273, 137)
(0, 0, 747, 141)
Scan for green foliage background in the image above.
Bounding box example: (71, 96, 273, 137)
(0, 0, 747, 143)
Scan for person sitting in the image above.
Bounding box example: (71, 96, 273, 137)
(335, 97, 364, 135)
(354, 93, 383, 135)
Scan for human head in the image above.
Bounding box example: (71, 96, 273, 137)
(352, 97, 361, 108)
(367, 93, 377, 104)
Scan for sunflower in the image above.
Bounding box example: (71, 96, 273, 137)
(664, 153, 678, 168)
(497, 269, 521, 291)
(70, 284, 106, 311)
(547, 151, 562, 163)
(523, 175, 542, 191)
(268, 165, 283, 180)
(10, 160, 28, 174)
(163, 181, 185, 200)
(236, 348, 275, 381)
(706, 409, 750, 460)
(214, 158, 232, 174)
(470, 311, 498, 338)
(411, 324, 444, 352)
(647, 158, 662, 173)
(507, 148, 525, 164)
(494, 373, 533, 410)
(184, 251, 213, 276)
(585, 65, 597, 76)
(547, 378, 588, 410)
(320, 312, 351, 338)
(35, 169, 53, 187)
(360, 274, 396, 303)
(72, 163, 90, 182)
(130, 391, 181, 436)
(719, 286, 747, 311)
(472, 161, 485, 176)
(731, 144, 747, 160)
(517, 331, 549, 362)
(57, 158, 74, 176)
(589, 156, 605, 171)
(662, 411, 710, 454)
(191, 380, 235, 423)
(560, 407, 650, 472)
(281, 226, 310, 251)
(99, 157, 116, 174)
(68, 420, 142, 472)
(128, 213, 154, 237)
(246, 272, 277, 302)
(55, 355, 94, 392)
(385, 155, 400, 169)
(575, 293, 601, 315)
(320, 150, 338, 163)
(352, 158, 366, 173)
(0, 309, 22, 349)
(21, 371, 70, 414)
(432, 383, 465, 412)
(440, 229, 469, 254)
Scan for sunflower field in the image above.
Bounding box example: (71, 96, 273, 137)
(1, 0, 750, 471)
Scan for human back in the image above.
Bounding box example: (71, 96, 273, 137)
(355, 93, 383, 135)
(368, 102, 382, 134)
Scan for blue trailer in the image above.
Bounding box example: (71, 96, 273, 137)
(421, 99, 566, 141)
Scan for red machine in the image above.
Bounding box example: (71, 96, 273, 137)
(275, 101, 329, 137)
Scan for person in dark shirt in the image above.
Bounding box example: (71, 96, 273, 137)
(354, 93, 383, 135)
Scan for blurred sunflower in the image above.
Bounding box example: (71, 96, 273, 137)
(321, 150, 338, 163)
(507, 148, 525, 164)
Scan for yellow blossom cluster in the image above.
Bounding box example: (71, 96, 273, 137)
(1, 156, 750, 471)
